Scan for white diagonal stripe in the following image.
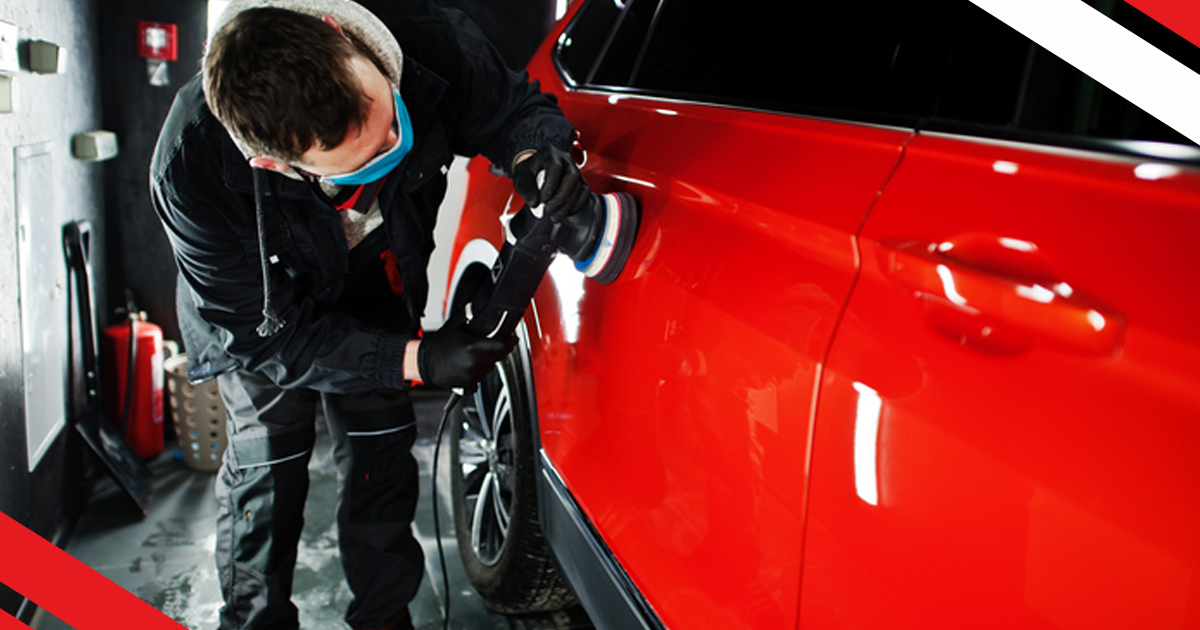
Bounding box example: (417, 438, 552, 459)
(969, 0, 1200, 145)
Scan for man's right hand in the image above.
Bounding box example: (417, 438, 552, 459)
(416, 316, 517, 389)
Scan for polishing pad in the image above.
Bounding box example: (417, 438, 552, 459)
(571, 192, 639, 284)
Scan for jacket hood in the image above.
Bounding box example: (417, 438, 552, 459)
(205, 0, 405, 162)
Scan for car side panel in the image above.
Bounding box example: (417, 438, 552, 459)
(516, 78, 913, 627)
(801, 134, 1200, 628)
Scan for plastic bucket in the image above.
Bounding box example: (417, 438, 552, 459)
(164, 354, 227, 472)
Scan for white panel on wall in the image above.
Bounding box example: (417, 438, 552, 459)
(16, 141, 67, 471)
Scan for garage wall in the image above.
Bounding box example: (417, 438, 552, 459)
(99, 0, 206, 346)
(0, 0, 103, 617)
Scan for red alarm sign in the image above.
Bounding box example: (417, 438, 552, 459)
(137, 21, 177, 61)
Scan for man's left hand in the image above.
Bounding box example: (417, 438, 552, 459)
(512, 145, 590, 221)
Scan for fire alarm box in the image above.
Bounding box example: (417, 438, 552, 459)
(137, 21, 177, 61)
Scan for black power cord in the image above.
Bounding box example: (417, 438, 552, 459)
(431, 390, 463, 630)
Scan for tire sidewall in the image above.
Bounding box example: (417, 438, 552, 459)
(448, 331, 542, 605)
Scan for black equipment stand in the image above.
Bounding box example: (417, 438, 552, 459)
(63, 220, 152, 515)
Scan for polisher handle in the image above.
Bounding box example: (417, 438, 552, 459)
(464, 208, 558, 339)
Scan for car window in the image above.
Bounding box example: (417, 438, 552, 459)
(933, 1, 1200, 146)
(556, 0, 1199, 150)
(625, 0, 959, 123)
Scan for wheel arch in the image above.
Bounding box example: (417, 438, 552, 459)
(445, 238, 500, 323)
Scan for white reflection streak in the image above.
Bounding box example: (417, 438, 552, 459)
(936, 264, 968, 307)
(1016, 284, 1056, 304)
(852, 382, 882, 507)
(547, 256, 585, 343)
(998, 237, 1036, 252)
(611, 174, 656, 189)
(1135, 163, 1180, 180)
(993, 160, 1019, 175)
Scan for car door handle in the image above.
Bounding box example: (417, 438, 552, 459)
(876, 237, 1123, 356)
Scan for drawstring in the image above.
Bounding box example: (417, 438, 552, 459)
(253, 168, 286, 337)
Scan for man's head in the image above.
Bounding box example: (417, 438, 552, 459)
(204, 7, 398, 175)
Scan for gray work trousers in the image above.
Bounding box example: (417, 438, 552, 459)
(214, 370, 423, 630)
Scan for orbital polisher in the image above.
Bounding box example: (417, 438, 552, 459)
(429, 188, 640, 630)
(463, 188, 641, 339)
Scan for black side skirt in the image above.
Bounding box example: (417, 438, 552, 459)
(537, 452, 667, 630)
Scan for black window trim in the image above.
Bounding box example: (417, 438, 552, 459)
(921, 128, 1200, 166)
(921, 118, 1200, 166)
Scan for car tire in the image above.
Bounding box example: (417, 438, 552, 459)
(448, 273, 576, 614)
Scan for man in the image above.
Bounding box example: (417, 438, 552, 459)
(149, 1, 588, 628)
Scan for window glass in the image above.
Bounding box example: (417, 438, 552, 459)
(626, 0, 962, 121)
(935, 1, 1199, 146)
(591, 0, 658, 86)
(556, 0, 624, 84)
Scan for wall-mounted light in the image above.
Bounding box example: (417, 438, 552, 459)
(28, 40, 65, 74)
(72, 130, 120, 162)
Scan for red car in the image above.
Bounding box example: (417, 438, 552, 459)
(440, 0, 1200, 628)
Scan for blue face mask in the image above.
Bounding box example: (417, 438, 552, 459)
(325, 89, 413, 186)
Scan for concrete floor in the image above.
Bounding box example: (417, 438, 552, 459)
(29, 390, 594, 630)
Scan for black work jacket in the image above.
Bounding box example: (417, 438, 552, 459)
(149, 2, 572, 391)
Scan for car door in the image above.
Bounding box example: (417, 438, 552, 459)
(519, 1, 963, 627)
(802, 4, 1200, 627)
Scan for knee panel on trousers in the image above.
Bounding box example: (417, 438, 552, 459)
(343, 427, 418, 525)
(218, 427, 315, 592)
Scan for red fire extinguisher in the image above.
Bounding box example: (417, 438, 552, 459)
(102, 312, 165, 459)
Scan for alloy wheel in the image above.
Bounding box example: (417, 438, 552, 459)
(456, 366, 516, 565)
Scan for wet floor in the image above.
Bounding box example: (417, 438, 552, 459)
(29, 389, 594, 630)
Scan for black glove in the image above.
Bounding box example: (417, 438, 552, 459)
(417, 316, 517, 389)
(512, 145, 591, 221)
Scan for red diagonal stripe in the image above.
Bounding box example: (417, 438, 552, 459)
(0, 511, 185, 630)
(335, 184, 365, 210)
(1125, 0, 1200, 49)
(0, 607, 32, 630)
